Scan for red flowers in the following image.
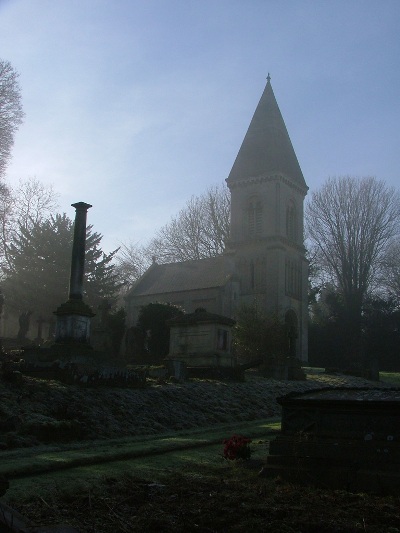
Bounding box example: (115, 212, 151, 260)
(223, 434, 252, 460)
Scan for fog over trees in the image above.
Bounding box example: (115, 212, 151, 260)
(2, 212, 122, 319)
(1, 56, 399, 372)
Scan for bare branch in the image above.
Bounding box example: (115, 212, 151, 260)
(0, 177, 59, 272)
(13, 177, 60, 230)
(146, 184, 230, 263)
(306, 176, 400, 307)
(114, 240, 150, 291)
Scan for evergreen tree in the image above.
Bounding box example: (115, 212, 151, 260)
(136, 302, 184, 361)
(2, 213, 121, 322)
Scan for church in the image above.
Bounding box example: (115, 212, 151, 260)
(125, 76, 309, 361)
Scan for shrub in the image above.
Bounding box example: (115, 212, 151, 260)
(233, 304, 287, 365)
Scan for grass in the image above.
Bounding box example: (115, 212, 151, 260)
(2, 371, 400, 531)
(3, 418, 280, 501)
(379, 371, 400, 386)
(6, 438, 400, 533)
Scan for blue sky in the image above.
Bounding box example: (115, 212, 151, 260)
(0, 0, 399, 252)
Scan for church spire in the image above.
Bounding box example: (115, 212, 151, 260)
(226, 77, 307, 190)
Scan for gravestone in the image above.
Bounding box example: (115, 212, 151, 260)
(262, 387, 400, 493)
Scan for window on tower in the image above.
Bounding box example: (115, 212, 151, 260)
(286, 201, 297, 241)
(285, 257, 301, 299)
(247, 198, 263, 237)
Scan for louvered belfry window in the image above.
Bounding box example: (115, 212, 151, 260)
(248, 199, 262, 237)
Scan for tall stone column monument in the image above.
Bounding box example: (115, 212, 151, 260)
(54, 202, 95, 345)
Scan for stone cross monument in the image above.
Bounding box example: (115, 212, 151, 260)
(54, 202, 95, 345)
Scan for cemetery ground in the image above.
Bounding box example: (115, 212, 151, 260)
(0, 369, 399, 531)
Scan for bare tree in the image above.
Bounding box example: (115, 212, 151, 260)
(13, 177, 59, 230)
(0, 182, 13, 275)
(0, 177, 59, 272)
(147, 184, 230, 263)
(305, 176, 400, 362)
(381, 240, 400, 302)
(0, 59, 24, 178)
(114, 240, 150, 292)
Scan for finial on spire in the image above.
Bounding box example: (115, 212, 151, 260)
(267, 72, 271, 82)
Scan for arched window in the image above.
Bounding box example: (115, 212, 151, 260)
(285, 257, 301, 299)
(286, 201, 297, 241)
(247, 198, 263, 237)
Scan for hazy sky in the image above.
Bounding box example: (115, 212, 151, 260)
(0, 0, 399, 252)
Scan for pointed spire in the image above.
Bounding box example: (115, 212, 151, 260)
(227, 78, 307, 189)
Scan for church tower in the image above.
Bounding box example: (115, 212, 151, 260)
(226, 76, 309, 360)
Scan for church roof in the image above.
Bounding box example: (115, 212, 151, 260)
(127, 255, 229, 298)
(227, 76, 307, 189)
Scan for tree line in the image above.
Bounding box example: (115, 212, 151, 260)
(119, 175, 400, 372)
(306, 176, 400, 371)
(1, 58, 400, 371)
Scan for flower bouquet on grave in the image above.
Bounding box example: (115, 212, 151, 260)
(223, 434, 252, 460)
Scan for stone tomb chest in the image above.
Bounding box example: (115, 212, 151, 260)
(264, 387, 400, 493)
(166, 308, 235, 368)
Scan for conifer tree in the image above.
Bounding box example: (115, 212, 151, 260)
(2, 213, 121, 321)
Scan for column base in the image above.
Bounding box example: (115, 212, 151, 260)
(54, 299, 95, 345)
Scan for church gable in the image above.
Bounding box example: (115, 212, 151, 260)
(125, 255, 236, 324)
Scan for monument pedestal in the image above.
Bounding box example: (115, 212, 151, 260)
(54, 299, 95, 345)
